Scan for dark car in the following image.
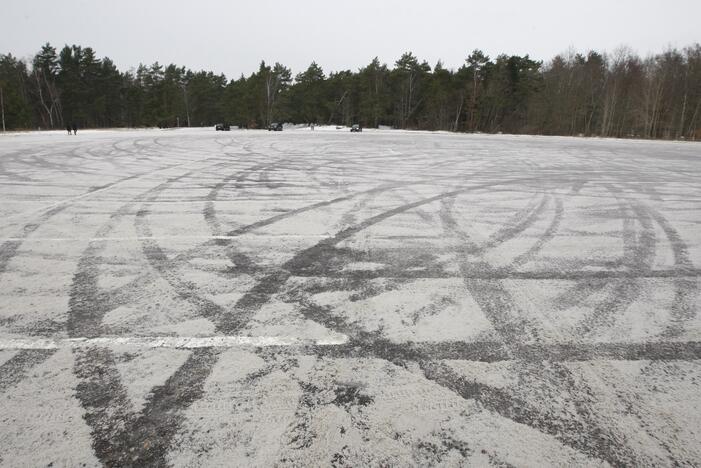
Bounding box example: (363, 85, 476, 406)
(215, 123, 231, 131)
(350, 124, 362, 132)
(268, 122, 283, 131)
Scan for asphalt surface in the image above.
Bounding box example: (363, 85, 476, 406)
(0, 128, 700, 467)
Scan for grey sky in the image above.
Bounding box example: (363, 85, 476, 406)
(3, 0, 700, 78)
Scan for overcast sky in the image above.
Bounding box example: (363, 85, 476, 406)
(3, 0, 700, 78)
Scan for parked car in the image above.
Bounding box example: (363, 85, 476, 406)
(350, 124, 362, 132)
(268, 122, 283, 131)
(215, 123, 231, 131)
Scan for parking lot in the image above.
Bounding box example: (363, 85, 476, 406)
(1, 128, 700, 466)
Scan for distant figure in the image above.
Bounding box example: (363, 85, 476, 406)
(311, 123, 315, 131)
(66, 124, 72, 135)
(72, 122, 77, 135)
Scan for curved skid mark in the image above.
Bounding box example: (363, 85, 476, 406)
(135, 208, 228, 323)
(511, 197, 565, 268)
(0, 205, 67, 275)
(551, 185, 646, 312)
(67, 168, 211, 338)
(439, 192, 553, 347)
(135, 158, 317, 333)
(432, 184, 644, 465)
(575, 190, 658, 337)
(0, 168, 152, 275)
(4, 147, 230, 225)
(204, 158, 288, 238)
(644, 204, 698, 337)
(67, 159, 231, 465)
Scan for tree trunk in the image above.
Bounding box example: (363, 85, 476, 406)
(453, 91, 464, 132)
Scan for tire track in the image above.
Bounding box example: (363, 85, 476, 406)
(440, 192, 552, 345)
(0, 167, 154, 276)
(202, 161, 269, 237)
(283, 307, 650, 466)
(74, 346, 220, 467)
(0, 205, 67, 275)
(0, 349, 57, 392)
(277, 358, 378, 465)
(133, 157, 297, 331)
(67, 160, 228, 466)
(440, 191, 548, 258)
(510, 197, 565, 268)
(134, 207, 229, 324)
(67, 168, 212, 338)
(575, 194, 657, 337)
(257, 181, 587, 462)
(3, 130, 700, 466)
(112, 163, 503, 286)
(457, 178, 691, 463)
(203, 157, 290, 239)
(597, 190, 700, 462)
(642, 202, 698, 338)
(119, 163, 494, 306)
(428, 183, 647, 465)
(215, 177, 539, 335)
(311, 339, 701, 363)
(123, 149, 380, 460)
(564, 152, 698, 328)
(419, 360, 643, 466)
(103, 179, 415, 317)
(550, 185, 651, 314)
(2, 142, 223, 228)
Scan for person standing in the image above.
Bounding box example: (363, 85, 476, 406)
(72, 122, 78, 135)
(66, 124, 72, 135)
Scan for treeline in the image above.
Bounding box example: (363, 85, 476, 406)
(1, 43, 701, 139)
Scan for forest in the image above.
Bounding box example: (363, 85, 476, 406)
(1, 42, 700, 139)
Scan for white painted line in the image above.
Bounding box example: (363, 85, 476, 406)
(0, 234, 331, 242)
(0, 334, 349, 350)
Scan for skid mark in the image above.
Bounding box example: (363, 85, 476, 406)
(0, 205, 67, 275)
(2, 131, 700, 465)
(645, 204, 699, 338)
(419, 361, 643, 466)
(74, 346, 220, 467)
(203, 160, 280, 237)
(135, 208, 228, 323)
(434, 183, 643, 465)
(0, 349, 57, 392)
(216, 179, 536, 334)
(67, 169, 210, 338)
(576, 198, 658, 336)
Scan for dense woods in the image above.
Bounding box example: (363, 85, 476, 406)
(1, 43, 700, 139)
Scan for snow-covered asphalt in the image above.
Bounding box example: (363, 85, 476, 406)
(1, 128, 700, 466)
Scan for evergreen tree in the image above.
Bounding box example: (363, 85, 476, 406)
(357, 57, 390, 128)
(0, 41, 698, 139)
(0, 54, 33, 128)
(31, 43, 61, 128)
